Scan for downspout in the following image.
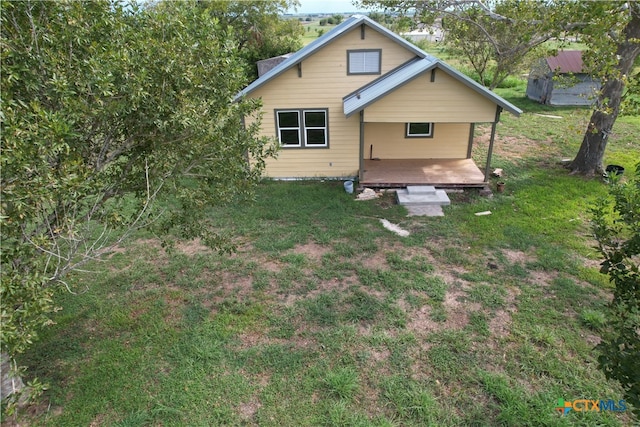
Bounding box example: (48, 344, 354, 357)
(359, 110, 365, 181)
(484, 106, 502, 182)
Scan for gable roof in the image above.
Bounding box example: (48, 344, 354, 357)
(546, 50, 584, 74)
(234, 15, 429, 100)
(343, 57, 522, 117)
(235, 14, 521, 118)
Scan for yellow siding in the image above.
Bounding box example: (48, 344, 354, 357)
(245, 26, 417, 178)
(363, 70, 498, 123)
(365, 123, 470, 159)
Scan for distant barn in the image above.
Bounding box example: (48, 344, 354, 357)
(526, 50, 600, 106)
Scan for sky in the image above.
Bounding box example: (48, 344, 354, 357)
(289, 0, 369, 14)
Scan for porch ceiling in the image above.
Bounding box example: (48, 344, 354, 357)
(361, 159, 486, 188)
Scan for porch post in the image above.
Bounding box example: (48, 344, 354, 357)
(484, 106, 502, 182)
(466, 123, 475, 159)
(359, 111, 364, 181)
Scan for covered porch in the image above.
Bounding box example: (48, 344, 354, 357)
(361, 158, 486, 188)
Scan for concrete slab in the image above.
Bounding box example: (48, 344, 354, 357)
(396, 188, 451, 206)
(406, 205, 444, 217)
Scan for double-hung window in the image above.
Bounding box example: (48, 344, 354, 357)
(405, 122, 434, 138)
(347, 49, 381, 75)
(276, 109, 328, 148)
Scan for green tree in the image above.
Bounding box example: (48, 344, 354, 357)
(333, 14, 344, 25)
(1, 0, 275, 404)
(567, 2, 640, 176)
(366, 11, 386, 23)
(204, 1, 304, 80)
(442, 1, 551, 89)
(359, 0, 556, 90)
(591, 164, 640, 418)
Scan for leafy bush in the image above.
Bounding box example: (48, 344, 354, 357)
(591, 163, 640, 418)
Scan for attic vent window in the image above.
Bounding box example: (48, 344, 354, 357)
(347, 49, 381, 75)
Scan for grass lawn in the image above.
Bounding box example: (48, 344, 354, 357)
(12, 81, 639, 426)
(300, 21, 339, 45)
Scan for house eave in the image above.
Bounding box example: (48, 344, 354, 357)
(234, 15, 430, 102)
(343, 59, 523, 119)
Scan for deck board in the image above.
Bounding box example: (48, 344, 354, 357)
(362, 159, 486, 187)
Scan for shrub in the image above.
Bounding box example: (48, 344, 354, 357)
(591, 163, 640, 418)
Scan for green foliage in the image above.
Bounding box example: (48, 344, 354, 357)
(581, 309, 607, 330)
(442, 1, 554, 90)
(360, 0, 560, 90)
(592, 163, 640, 417)
(205, 1, 304, 80)
(1, 0, 276, 368)
(621, 73, 640, 116)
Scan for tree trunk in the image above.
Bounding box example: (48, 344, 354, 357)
(568, 5, 640, 176)
(569, 81, 624, 176)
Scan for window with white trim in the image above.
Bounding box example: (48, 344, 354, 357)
(347, 49, 381, 75)
(405, 122, 434, 138)
(276, 109, 328, 148)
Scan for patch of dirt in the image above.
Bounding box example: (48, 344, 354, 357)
(278, 275, 356, 306)
(198, 271, 255, 310)
(489, 309, 512, 339)
(356, 376, 386, 420)
(261, 259, 282, 273)
(237, 399, 262, 421)
(1, 400, 63, 427)
(489, 285, 520, 337)
(104, 244, 127, 258)
(476, 127, 555, 160)
(288, 241, 330, 263)
(230, 240, 255, 255)
(582, 333, 602, 347)
(175, 238, 210, 256)
(369, 348, 390, 363)
(404, 305, 441, 334)
(163, 293, 189, 324)
(89, 413, 106, 427)
(580, 257, 605, 271)
(502, 249, 530, 265)
(404, 289, 478, 335)
(527, 270, 556, 287)
(133, 237, 164, 250)
(438, 268, 470, 289)
(358, 249, 389, 270)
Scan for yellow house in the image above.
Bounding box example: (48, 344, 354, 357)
(236, 15, 521, 187)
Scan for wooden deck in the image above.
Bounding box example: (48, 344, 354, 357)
(361, 159, 487, 188)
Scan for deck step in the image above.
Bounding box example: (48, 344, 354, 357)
(406, 185, 437, 195)
(396, 187, 451, 206)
